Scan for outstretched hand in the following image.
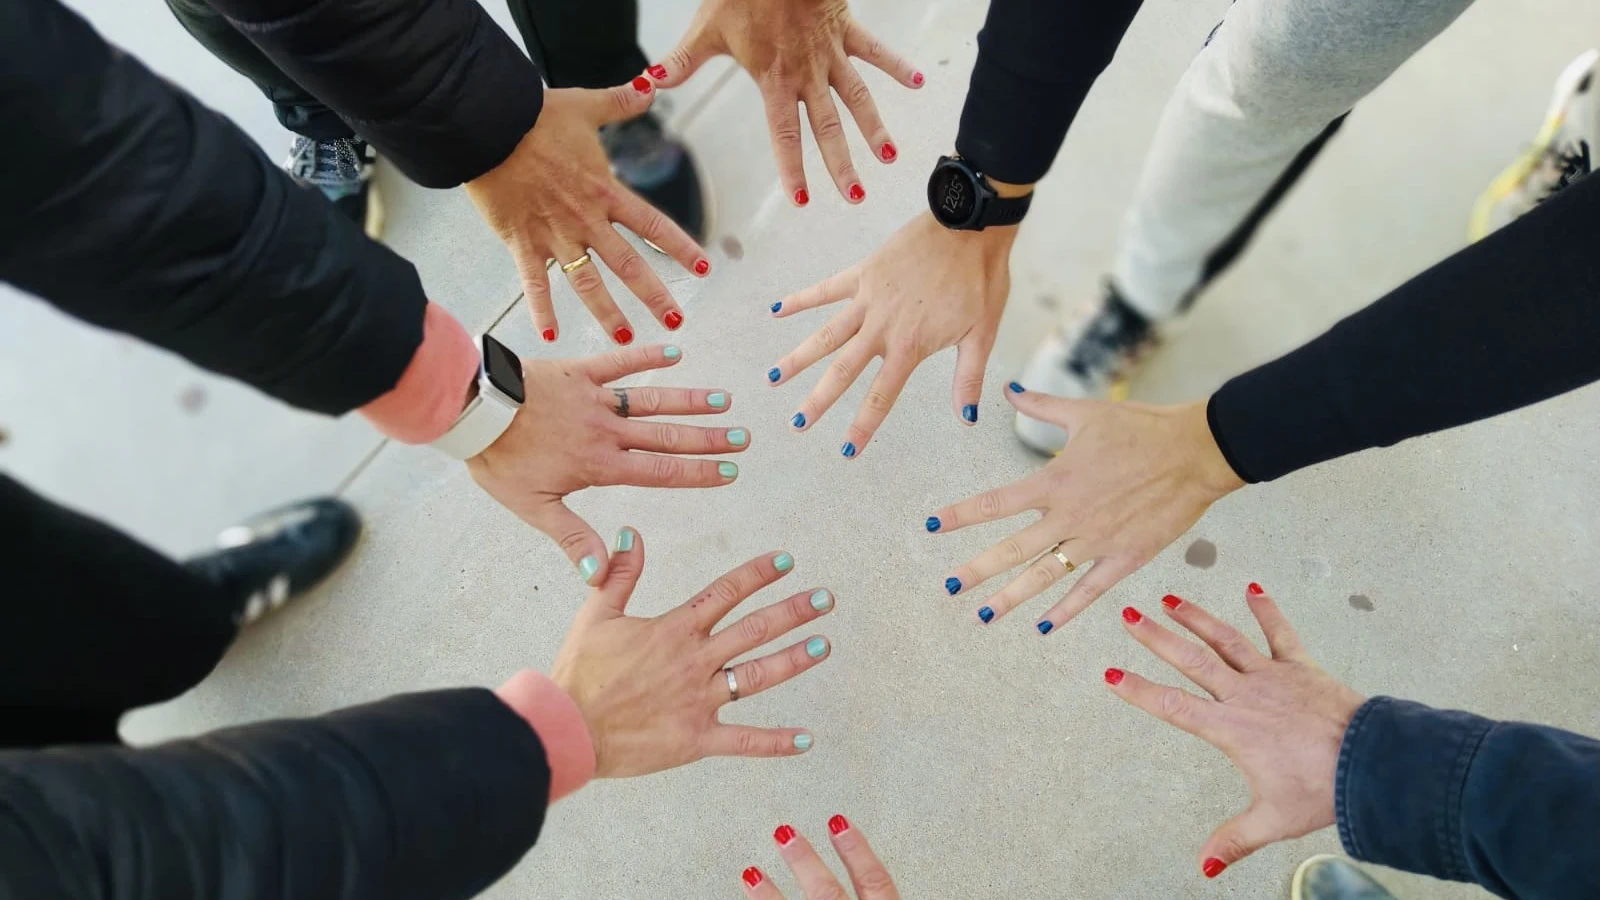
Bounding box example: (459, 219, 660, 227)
(742, 816, 901, 900)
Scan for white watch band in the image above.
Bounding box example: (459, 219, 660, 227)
(431, 388, 519, 459)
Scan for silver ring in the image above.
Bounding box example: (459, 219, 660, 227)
(724, 667, 739, 702)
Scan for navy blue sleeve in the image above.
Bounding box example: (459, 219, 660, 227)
(1336, 696, 1600, 899)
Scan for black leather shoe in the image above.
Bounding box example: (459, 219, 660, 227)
(601, 110, 708, 245)
(184, 497, 362, 627)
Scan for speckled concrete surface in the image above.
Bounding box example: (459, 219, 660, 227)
(10, 1, 1600, 899)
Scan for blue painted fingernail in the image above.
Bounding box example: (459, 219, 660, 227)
(1036, 620, 1053, 635)
(727, 428, 748, 446)
(578, 555, 600, 580)
(810, 589, 832, 611)
(767, 367, 781, 383)
(925, 516, 941, 533)
(841, 442, 857, 458)
(663, 345, 681, 359)
(615, 528, 635, 552)
(805, 636, 828, 658)
(770, 301, 782, 313)
(774, 552, 794, 572)
(978, 605, 994, 623)
(945, 576, 961, 595)
(707, 392, 728, 408)
(793, 733, 813, 751)
(791, 412, 806, 428)
(962, 403, 978, 423)
(1008, 381, 1024, 393)
(718, 461, 739, 479)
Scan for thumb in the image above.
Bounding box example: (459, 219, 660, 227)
(1197, 804, 1280, 879)
(591, 79, 656, 126)
(648, 27, 718, 89)
(1003, 380, 1093, 432)
(952, 331, 995, 425)
(584, 525, 645, 618)
(530, 499, 610, 587)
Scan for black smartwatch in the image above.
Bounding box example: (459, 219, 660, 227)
(927, 155, 1032, 230)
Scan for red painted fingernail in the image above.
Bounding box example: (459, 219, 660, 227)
(911, 70, 925, 87)
(1202, 858, 1227, 878)
(879, 142, 897, 162)
(827, 814, 850, 835)
(773, 824, 796, 846)
(693, 257, 711, 276)
(613, 326, 633, 345)
(647, 64, 668, 80)
(742, 866, 764, 887)
(1247, 582, 1264, 596)
(540, 327, 556, 342)
(847, 183, 865, 202)
(664, 309, 683, 330)
(794, 187, 809, 206)
(1162, 594, 1182, 610)
(631, 75, 652, 94)
(1121, 606, 1143, 624)
(1103, 667, 1125, 685)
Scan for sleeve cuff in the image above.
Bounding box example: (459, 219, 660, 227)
(358, 301, 478, 444)
(493, 670, 597, 803)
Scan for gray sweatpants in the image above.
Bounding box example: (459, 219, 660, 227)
(1113, 0, 1477, 320)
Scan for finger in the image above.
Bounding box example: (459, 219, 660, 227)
(924, 476, 1042, 534)
(844, 20, 922, 90)
(610, 183, 709, 278)
(587, 79, 657, 126)
(717, 633, 830, 704)
(1002, 381, 1091, 435)
(555, 236, 632, 345)
(771, 268, 857, 318)
(1038, 556, 1140, 632)
(792, 336, 875, 431)
(1161, 592, 1268, 672)
(616, 419, 751, 455)
(703, 724, 814, 758)
(596, 450, 740, 488)
(580, 525, 646, 619)
(684, 550, 796, 631)
(740, 865, 788, 900)
(972, 538, 1084, 624)
(709, 587, 834, 662)
(607, 385, 733, 417)
(580, 343, 684, 384)
(1119, 603, 1239, 700)
(945, 519, 1060, 597)
(838, 352, 916, 458)
(769, 301, 865, 389)
(524, 499, 610, 587)
(761, 85, 810, 206)
(512, 244, 559, 343)
(1101, 667, 1222, 742)
(801, 87, 864, 203)
(1243, 582, 1308, 660)
(591, 225, 683, 330)
(828, 816, 901, 900)
(776, 829, 852, 900)
(952, 329, 996, 425)
(830, 58, 895, 165)
(649, 26, 719, 89)
(1197, 805, 1282, 879)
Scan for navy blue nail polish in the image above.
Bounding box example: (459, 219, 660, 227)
(768, 367, 781, 383)
(1036, 620, 1053, 635)
(944, 576, 961, 595)
(961, 403, 978, 423)
(771, 301, 782, 313)
(1007, 381, 1024, 393)
(792, 412, 806, 428)
(978, 605, 994, 623)
(841, 442, 857, 458)
(925, 516, 942, 533)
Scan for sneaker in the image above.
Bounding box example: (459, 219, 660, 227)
(284, 135, 385, 240)
(1291, 855, 1401, 900)
(183, 497, 361, 627)
(1013, 284, 1157, 455)
(601, 110, 709, 247)
(1469, 48, 1598, 240)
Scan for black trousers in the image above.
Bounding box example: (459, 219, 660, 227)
(164, 0, 650, 142)
(0, 476, 236, 749)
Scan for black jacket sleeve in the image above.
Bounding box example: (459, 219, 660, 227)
(955, 0, 1145, 184)
(1207, 165, 1600, 483)
(1337, 697, 1600, 899)
(0, 0, 426, 415)
(0, 689, 551, 900)
(204, 0, 545, 188)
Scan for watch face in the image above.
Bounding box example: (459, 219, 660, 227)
(929, 162, 978, 227)
(481, 335, 526, 404)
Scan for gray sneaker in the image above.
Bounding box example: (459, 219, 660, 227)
(284, 135, 384, 240)
(1292, 855, 1401, 900)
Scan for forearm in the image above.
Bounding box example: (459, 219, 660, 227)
(206, 0, 544, 187)
(1337, 697, 1600, 899)
(1208, 171, 1600, 483)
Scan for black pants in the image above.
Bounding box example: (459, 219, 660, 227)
(0, 476, 236, 749)
(164, 0, 650, 142)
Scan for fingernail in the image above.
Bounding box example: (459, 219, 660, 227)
(771, 301, 783, 313)
(693, 257, 711, 276)
(613, 326, 633, 345)
(1247, 582, 1264, 596)
(1036, 620, 1053, 635)
(847, 183, 865, 202)
(727, 428, 748, 446)
(577, 555, 600, 580)
(1162, 593, 1182, 610)
(810, 589, 832, 611)
(925, 515, 941, 533)
(742, 867, 764, 887)
(794, 187, 809, 206)
(540, 327, 556, 342)
(805, 636, 828, 658)
(767, 367, 781, 383)
(793, 733, 813, 751)
(774, 824, 797, 846)
(1104, 667, 1125, 685)
(615, 528, 635, 552)
(663, 345, 681, 359)
(791, 412, 806, 428)
(707, 392, 728, 408)
(880, 141, 897, 162)
(631, 75, 652, 93)
(1121, 606, 1143, 624)
(719, 461, 739, 480)
(1007, 381, 1024, 393)
(977, 605, 994, 623)
(1202, 858, 1227, 879)
(828, 814, 850, 835)
(911, 70, 925, 87)
(647, 63, 668, 79)
(840, 441, 857, 458)
(664, 309, 683, 330)
(774, 552, 794, 572)
(961, 403, 978, 424)
(944, 576, 961, 595)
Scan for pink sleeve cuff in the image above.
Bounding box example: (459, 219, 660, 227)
(358, 301, 479, 444)
(493, 669, 597, 803)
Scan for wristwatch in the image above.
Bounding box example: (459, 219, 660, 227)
(927, 155, 1032, 230)
(430, 334, 526, 459)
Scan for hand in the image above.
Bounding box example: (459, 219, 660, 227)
(467, 344, 745, 585)
(926, 391, 1245, 632)
(648, 0, 921, 204)
(1105, 586, 1365, 878)
(742, 816, 900, 900)
(550, 535, 834, 777)
(768, 212, 1014, 457)
(465, 84, 709, 345)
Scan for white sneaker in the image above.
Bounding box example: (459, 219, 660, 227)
(1013, 285, 1156, 455)
(1470, 48, 1598, 240)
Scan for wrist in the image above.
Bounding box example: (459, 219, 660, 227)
(989, 177, 1035, 199)
(494, 669, 598, 801)
(1178, 399, 1246, 499)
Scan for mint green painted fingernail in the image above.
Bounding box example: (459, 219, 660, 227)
(727, 428, 748, 446)
(718, 461, 739, 479)
(773, 551, 793, 572)
(793, 733, 813, 751)
(810, 589, 832, 611)
(707, 392, 728, 408)
(663, 345, 681, 359)
(577, 555, 600, 580)
(615, 528, 635, 552)
(805, 636, 828, 658)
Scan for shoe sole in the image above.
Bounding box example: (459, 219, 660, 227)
(1290, 854, 1339, 900)
(364, 180, 385, 242)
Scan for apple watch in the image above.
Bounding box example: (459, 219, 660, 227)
(430, 334, 525, 459)
(927, 155, 1032, 230)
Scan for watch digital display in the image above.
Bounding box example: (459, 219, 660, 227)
(481, 335, 526, 404)
(930, 166, 976, 226)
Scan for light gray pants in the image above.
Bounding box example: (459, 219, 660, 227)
(1113, 0, 1477, 321)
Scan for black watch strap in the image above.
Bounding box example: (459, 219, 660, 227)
(982, 192, 1032, 228)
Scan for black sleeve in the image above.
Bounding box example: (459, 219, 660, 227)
(0, 0, 425, 415)
(0, 689, 551, 900)
(204, 0, 545, 188)
(1207, 167, 1600, 483)
(955, 0, 1145, 184)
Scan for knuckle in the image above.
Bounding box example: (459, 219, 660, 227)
(887, 333, 919, 356)
(1178, 645, 1215, 674)
(611, 249, 647, 282)
(855, 867, 896, 895)
(712, 576, 742, 608)
(634, 388, 663, 414)
(556, 529, 588, 555)
(651, 454, 685, 483)
(1027, 563, 1056, 589)
(733, 729, 759, 756)
(740, 660, 770, 694)
(862, 389, 892, 413)
(845, 78, 873, 108)
(813, 114, 846, 141)
(568, 265, 605, 293)
(816, 323, 841, 351)
(1000, 538, 1026, 566)
(827, 358, 856, 383)
(1158, 687, 1192, 721)
(812, 884, 850, 900)
(977, 490, 1004, 518)
(737, 613, 772, 647)
(605, 350, 630, 376)
(653, 422, 680, 451)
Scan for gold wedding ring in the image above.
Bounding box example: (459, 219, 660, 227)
(559, 252, 592, 274)
(1049, 543, 1076, 573)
